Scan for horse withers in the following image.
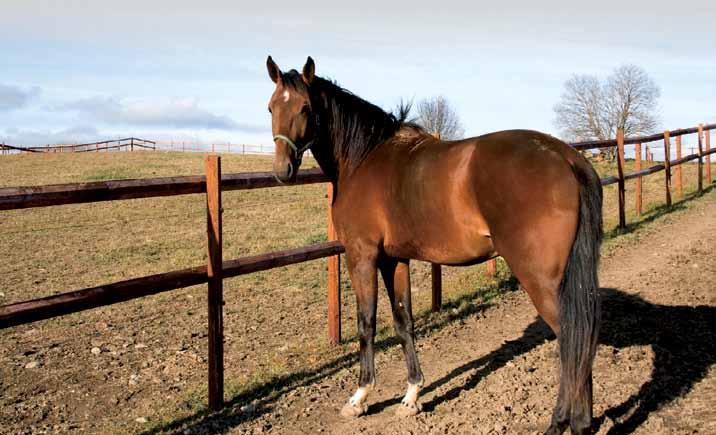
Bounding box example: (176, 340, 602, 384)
(265, 56, 602, 435)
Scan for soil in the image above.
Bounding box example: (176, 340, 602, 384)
(2, 190, 715, 435)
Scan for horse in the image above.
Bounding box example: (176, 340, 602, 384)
(265, 56, 603, 435)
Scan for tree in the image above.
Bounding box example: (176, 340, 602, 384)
(553, 64, 660, 160)
(416, 96, 464, 140)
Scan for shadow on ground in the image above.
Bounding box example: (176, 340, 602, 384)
(141, 274, 518, 434)
(145, 287, 715, 434)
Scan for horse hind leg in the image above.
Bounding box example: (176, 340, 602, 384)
(516, 247, 599, 434)
(519, 276, 570, 435)
(379, 256, 424, 417)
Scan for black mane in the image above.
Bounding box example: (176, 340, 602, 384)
(280, 70, 416, 170)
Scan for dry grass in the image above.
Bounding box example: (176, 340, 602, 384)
(0, 150, 714, 433)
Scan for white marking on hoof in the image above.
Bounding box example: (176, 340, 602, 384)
(340, 385, 372, 418)
(282, 90, 290, 102)
(395, 400, 421, 417)
(340, 401, 368, 418)
(396, 382, 422, 417)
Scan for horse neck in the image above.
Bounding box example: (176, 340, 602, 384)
(310, 138, 340, 183)
(310, 84, 397, 184)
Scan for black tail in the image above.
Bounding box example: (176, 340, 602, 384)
(559, 164, 603, 405)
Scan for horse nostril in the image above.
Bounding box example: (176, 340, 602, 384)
(287, 162, 294, 180)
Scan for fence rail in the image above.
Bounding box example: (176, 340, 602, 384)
(0, 122, 713, 412)
(1, 137, 156, 154)
(0, 168, 328, 211)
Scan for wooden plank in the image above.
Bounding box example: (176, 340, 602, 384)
(0, 168, 330, 211)
(431, 264, 442, 312)
(698, 124, 704, 193)
(635, 143, 642, 216)
(707, 129, 712, 184)
(222, 242, 345, 278)
(0, 267, 208, 329)
(624, 164, 666, 180)
(486, 258, 497, 276)
(571, 123, 716, 150)
(205, 156, 224, 410)
(601, 175, 620, 186)
(675, 135, 683, 198)
(616, 129, 626, 229)
(664, 130, 672, 207)
(670, 153, 700, 167)
(0, 143, 41, 153)
(326, 183, 341, 344)
(0, 241, 345, 330)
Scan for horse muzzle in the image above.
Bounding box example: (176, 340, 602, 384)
(273, 158, 296, 183)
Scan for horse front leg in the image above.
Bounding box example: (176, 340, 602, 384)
(379, 256, 424, 417)
(340, 248, 378, 418)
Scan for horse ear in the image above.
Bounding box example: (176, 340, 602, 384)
(267, 56, 281, 84)
(302, 56, 315, 85)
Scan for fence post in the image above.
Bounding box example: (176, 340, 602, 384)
(706, 129, 712, 184)
(205, 156, 224, 411)
(675, 135, 683, 198)
(664, 130, 672, 207)
(486, 258, 497, 276)
(431, 263, 442, 312)
(697, 124, 704, 194)
(130, 138, 134, 152)
(616, 128, 626, 229)
(326, 183, 341, 344)
(635, 143, 642, 216)
(428, 132, 443, 312)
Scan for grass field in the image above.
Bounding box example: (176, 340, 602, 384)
(0, 150, 714, 433)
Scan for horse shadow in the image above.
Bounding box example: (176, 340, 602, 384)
(369, 287, 714, 434)
(144, 287, 714, 434)
(141, 278, 504, 435)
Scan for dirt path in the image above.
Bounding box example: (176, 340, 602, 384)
(210, 193, 716, 435)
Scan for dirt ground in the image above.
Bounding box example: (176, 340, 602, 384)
(205, 190, 715, 435)
(1, 156, 715, 434)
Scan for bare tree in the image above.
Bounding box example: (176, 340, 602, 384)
(554, 64, 660, 159)
(416, 96, 464, 140)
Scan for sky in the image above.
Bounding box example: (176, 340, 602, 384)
(1, 1, 715, 148)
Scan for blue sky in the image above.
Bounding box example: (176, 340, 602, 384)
(1, 1, 714, 147)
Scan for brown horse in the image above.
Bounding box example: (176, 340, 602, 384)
(265, 56, 602, 435)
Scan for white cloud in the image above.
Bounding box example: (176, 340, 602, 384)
(58, 96, 265, 132)
(1, 126, 101, 146)
(0, 84, 40, 111)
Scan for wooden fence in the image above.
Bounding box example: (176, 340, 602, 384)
(153, 141, 276, 155)
(0, 122, 714, 411)
(1, 137, 156, 154)
(573, 123, 715, 229)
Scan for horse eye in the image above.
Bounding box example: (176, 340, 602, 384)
(301, 105, 310, 114)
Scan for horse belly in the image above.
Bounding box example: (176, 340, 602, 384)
(383, 143, 495, 264)
(383, 206, 496, 265)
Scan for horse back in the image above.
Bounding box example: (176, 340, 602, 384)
(332, 129, 587, 266)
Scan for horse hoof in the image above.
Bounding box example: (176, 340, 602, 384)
(395, 401, 421, 417)
(340, 402, 367, 418)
